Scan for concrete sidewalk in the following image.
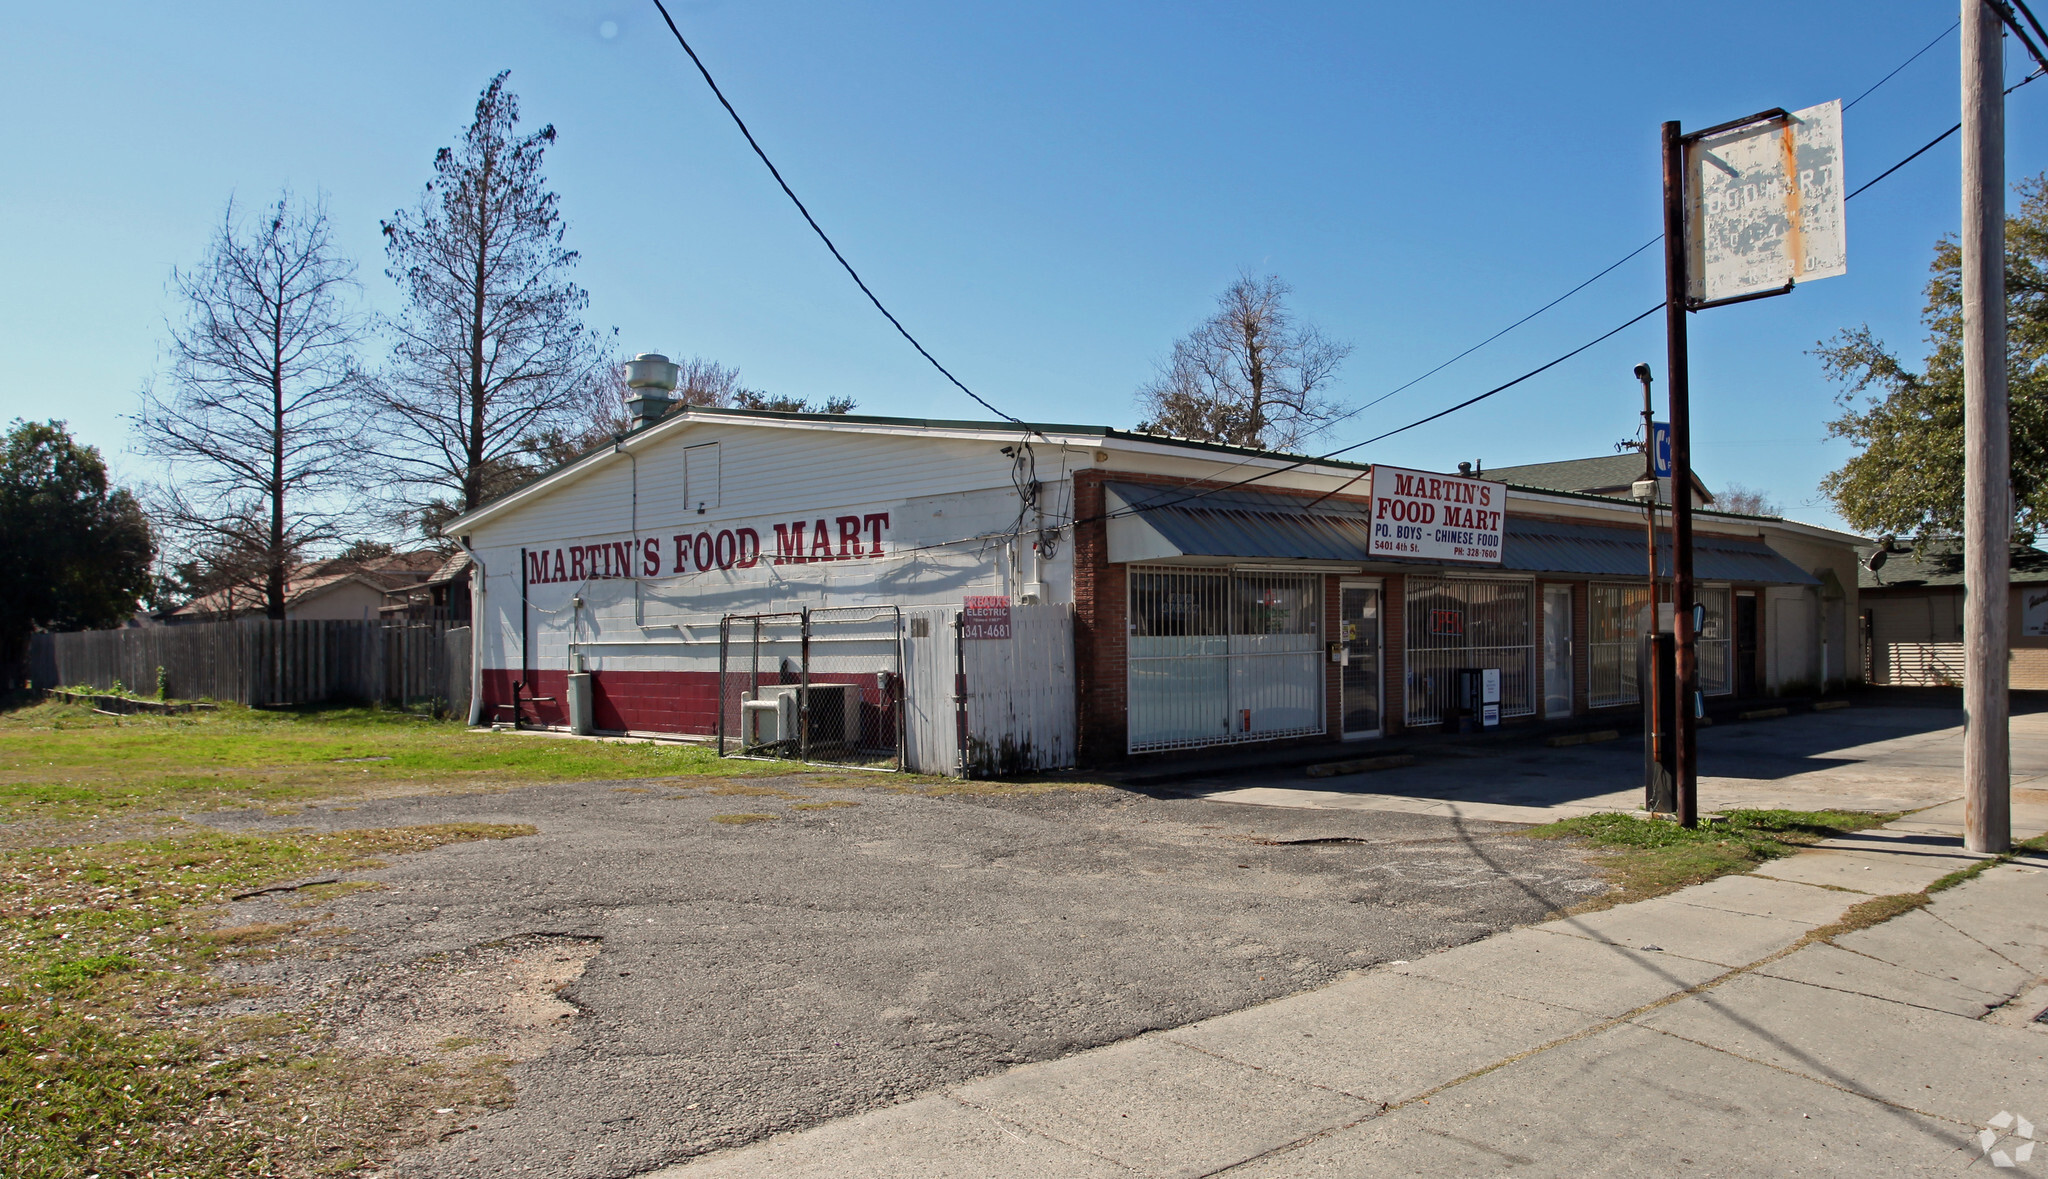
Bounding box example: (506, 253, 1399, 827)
(1180, 705, 2048, 826)
(645, 796, 2048, 1177)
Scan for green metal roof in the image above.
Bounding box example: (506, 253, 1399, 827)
(1482, 453, 1714, 502)
(1857, 542, 2048, 589)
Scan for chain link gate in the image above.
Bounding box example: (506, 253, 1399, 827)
(716, 606, 905, 770)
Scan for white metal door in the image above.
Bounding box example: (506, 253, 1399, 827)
(902, 609, 959, 774)
(1542, 584, 1572, 717)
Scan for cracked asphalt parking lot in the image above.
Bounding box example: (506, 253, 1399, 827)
(208, 774, 1606, 1178)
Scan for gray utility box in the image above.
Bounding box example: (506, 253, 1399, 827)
(566, 672, 594, 736)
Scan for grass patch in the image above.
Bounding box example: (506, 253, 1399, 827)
(706, 783, 805, 799)
(1927, 831, 2048, 893)
(0, 821, 536, 1177)
(791, 800, 860, 811)
(1805, 892, 1930, 943)
(0, 698, 801, 830)
(710, 813, 779, 825)
(1528, 808, 1899, 909)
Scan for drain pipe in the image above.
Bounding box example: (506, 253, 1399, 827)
(452, 535, 487, 728)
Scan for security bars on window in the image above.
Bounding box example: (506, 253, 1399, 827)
(1126, 567, 1324, 753)
(1404, 576, 1536, 727)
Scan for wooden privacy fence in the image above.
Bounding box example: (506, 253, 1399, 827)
(902, 602, 1076, 777)
(28, 620, 472, 715)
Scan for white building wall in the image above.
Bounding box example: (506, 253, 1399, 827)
(462, 418, 1079, 681)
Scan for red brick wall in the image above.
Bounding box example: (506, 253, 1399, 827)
(1072, 470, 1126, 761)
(1069, 476, 1690, 755)
(1072, 468, 1375, 763)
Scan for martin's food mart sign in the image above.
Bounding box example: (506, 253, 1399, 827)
(1369, 465, 1505, 565)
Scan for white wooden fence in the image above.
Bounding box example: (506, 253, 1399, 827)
(902, 602, 1076, 777)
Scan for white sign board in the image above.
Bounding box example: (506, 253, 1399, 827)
(1685, 100, 1846, 305)
(1369, 465, 1505, 565)
(2023, 587, 2048, 637)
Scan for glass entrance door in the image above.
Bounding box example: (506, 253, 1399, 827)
(1542, 584, 1573, 717)
(1339, 581, 1381, 737)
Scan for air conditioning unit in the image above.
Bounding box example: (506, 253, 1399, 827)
(741, 691, 797, 752)
(742, 683, 863, 752)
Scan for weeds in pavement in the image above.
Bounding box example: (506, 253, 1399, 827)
(1528, 809, 1898, 909)
(1927, 832, 2048, 893)
(0, 821, 534, 1177)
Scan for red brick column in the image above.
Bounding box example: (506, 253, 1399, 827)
(1072, 471, 1127, 762)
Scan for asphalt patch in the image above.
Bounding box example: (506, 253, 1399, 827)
(207, 775, 1605, 1178)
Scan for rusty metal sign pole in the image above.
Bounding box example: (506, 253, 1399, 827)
(1660, 121, 1702, 829)
(1660, 100, 1848, 827)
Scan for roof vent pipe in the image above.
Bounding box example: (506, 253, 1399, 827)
(624, 353, 681, 429)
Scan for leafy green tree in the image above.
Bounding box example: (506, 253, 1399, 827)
(1817, 174, 2048, 537)
(0, 421, 155, 683)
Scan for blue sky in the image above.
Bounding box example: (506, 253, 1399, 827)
(4, 1, 2040, 533)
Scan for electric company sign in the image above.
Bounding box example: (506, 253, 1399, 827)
(523, 512, 893, 584)
(1369, 465, 1505, 564)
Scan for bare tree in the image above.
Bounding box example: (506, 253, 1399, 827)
(137, 193, 365, 620)
(1714, 483, 1783, 517)
(1135, 272, 1352, 450)
(368, 71, 607, 534)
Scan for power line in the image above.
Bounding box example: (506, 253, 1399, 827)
(1295, 304, 1664, 509)
(1845, 21, 1958, 111)
(644, 2, 2001, 519)
(1314, 16, 1970, 432)
(1848, 66, 2044, 201)
(1090, 71, 2047, 529)
(645, 0, 1023, 426)
(1325, 236, 1662, 430)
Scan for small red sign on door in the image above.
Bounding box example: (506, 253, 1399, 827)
(1429, 609, 1464, 637)
(963, 595, 1013, 640)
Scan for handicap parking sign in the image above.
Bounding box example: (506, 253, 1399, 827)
(1651, 422, 1673, 478)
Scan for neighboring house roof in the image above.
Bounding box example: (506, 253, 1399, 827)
(424, 549, 471, 587)
(169, 551, 444, 618)
(1855, 542, 2048, 589)
(1483, 454, 1714, 503)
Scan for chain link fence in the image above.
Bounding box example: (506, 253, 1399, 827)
(717, 607, 904, 770)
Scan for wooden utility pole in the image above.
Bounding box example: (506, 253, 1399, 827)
(1660, 121, 1700, 829)
(1962, 0, 2012, 853)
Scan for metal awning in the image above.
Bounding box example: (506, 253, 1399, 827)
(1505, 519, 1819, 585)
(1103, 480, 1818, 585)
(1104, 482, 1375, 564)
